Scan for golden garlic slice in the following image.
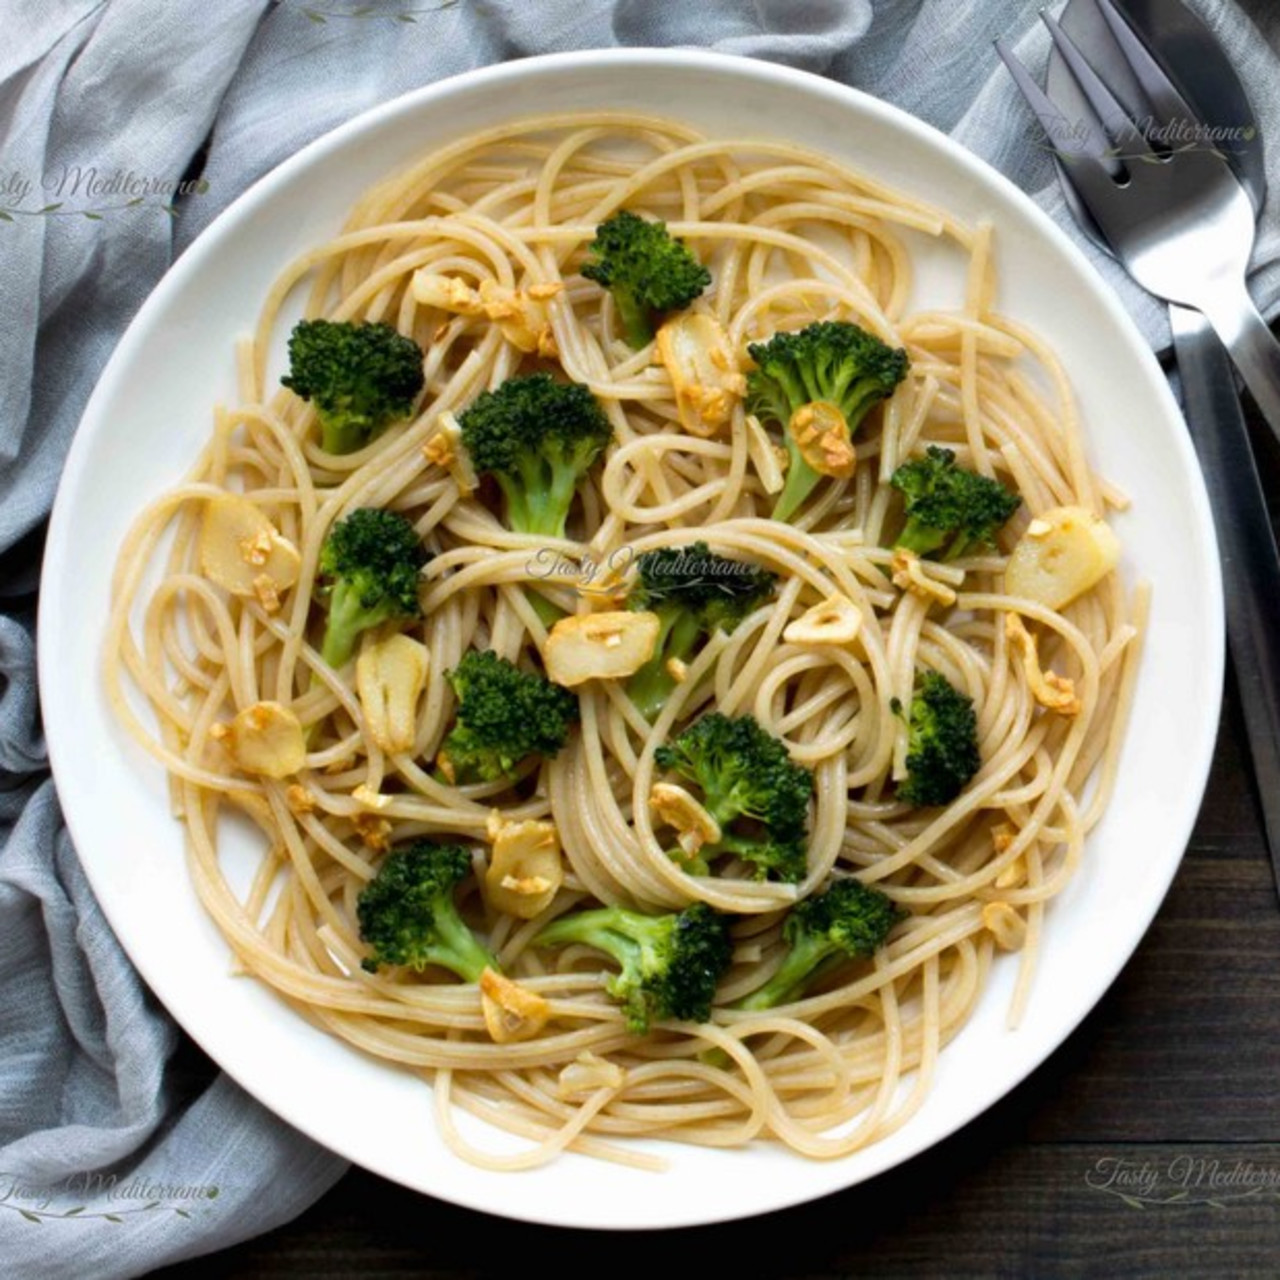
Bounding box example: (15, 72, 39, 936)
(218, 701, 305, 779)
(199, 495, 301, 598)
(891, 548, 958, 607)
(478, 279, 558, 356)
(788, 401, 857, 478)
(783, 594, 863, 646)
(423, 411, 479, 497)
(1004, 613, 1082, 716)
(982, 901, 1027, 951)
(744, 413, 786, 494)
(356, 633, 430, 753)
(649, 781, 722, 857)
(543, 610, 660, 687)
(484, 819, 563, 919)
(656, 313, 745, 438)
(1005, 505, 1119, 609)
(480, 968, 550, 1044)
(410, 270, 484, 314)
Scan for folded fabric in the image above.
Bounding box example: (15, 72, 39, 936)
(1, 2, 1275, 1276)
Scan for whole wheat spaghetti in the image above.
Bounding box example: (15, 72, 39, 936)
(106, 114, 1143, 1171)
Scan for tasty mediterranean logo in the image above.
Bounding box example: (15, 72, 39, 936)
(0, 166, 210, 224)
(1086, 1155, 1280, 1209)
(0, 1170, 222, 1225)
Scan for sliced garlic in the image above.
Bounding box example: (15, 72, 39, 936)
(788, 401, 857, 479)
(485, 807, 505, 842)
(478, 279, 557, 356)
(982, 901, 1027, 951)
(199, 495, 301, 599)
(744, 413, 786, 495)
(222, 701, 306, 779)
(356, 633, 430, 753)
(1005, 505, 1120, 609)
(352, 783, 393, 811)
(286, 784, 316, 815)
(484, 819, 563, 919)
(891, 548, 958, 607)
(423, 411, 478, 497)
(251, 573, 282, 614)
(352, 810, 392, 852)
(1004, 613, 1082, 716)
(783, 594, 863, 646)
(543, 610, 660, 687)
(480, 968, 550, 1044)
(410, 270, 484, 315)
(557, 1051, 626, 1099)
(655, 313, 745, 438)
(650, 781, 722, 857)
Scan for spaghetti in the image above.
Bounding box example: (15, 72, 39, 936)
(106, 113, 1143, 1170)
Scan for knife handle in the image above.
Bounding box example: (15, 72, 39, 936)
(1170, 302, 1280, 892)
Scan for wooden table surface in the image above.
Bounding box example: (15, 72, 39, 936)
(150, 382, 1280, 1276)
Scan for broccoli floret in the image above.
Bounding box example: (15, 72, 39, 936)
(624, 542, 777, 720)
(458, 373, 614, 540)
(282, 319, 425, 455)
(895, 670, 981, 807)
(737, 878, 904, 1011)
(891, 446, 1021, 561)
(438, 649, 579, 785)
(534, 902, 731, 1033)
(746, 321, 909, 522)
(654, 713, 813, 883)
(357, 842, 497, 980)
(580, 210, 712, 349)
(316, 508, 427, 669)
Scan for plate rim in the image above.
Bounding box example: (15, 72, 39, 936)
(38, 46, 1224, 1229)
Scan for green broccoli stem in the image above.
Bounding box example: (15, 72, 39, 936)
(736, 932, 833, 1011)
(500, 463, 582, 540)
(320, 414, 371, 457)
(936, 532, 980, 563)
(319, 580, 373, 670)
(524, 590, 561, 630)
(614, 288, 655, 350)
(895, 518, 949, 559)
(627, 608, 702, 720)
(536, 907, 656, 963)
(413, 904, 499, 982)
(771, 442, 821, 523)
(627, 662, 675, 722)
(699, 770, 768, 832)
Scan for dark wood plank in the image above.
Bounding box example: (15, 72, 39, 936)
(152, 1140, 1280, 1279)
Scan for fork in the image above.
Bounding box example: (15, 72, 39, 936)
(1000, 0, 1280, 899)
(997, 0, 1280, 444)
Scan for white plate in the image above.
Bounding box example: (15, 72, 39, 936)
(39, 49, 1223, 1229)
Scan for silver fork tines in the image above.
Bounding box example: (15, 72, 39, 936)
(1089, 0, 1198, 132)
(999, 0, 1280, 446)
(1040, 9, 1148, 160)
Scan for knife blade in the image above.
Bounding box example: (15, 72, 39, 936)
(1171, 302, 1280, 894)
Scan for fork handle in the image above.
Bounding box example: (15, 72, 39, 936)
(1171, 303, 1280, 900)
(1198, 282, 1280, 452)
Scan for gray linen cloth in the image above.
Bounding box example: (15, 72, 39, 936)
(1, 2, 1276, 1275)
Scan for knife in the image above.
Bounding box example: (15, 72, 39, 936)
(1171, 302, 1280, 891)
